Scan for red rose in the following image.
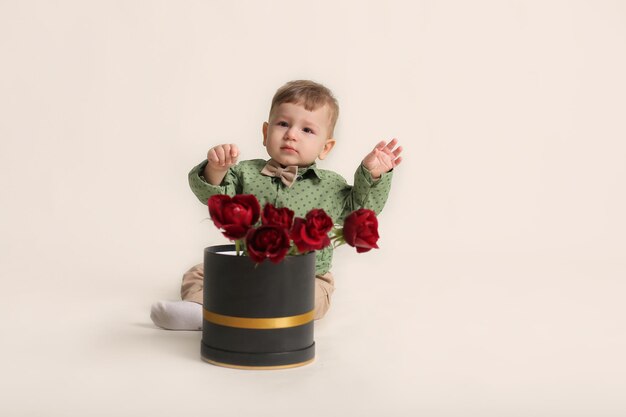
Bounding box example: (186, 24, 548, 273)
(208, 194, 260, 240)
(290, 209, 333, 252)
(245, 225, 291, 263)
(261, 204, 295, 230)
(343, 209, 379, 253)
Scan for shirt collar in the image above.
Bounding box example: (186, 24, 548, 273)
(298, 162, 322, 180)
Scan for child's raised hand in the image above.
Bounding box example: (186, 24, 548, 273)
(203, 144, 239, 185)
(362, 138, 403, 179)
(207, 144, 239, 170)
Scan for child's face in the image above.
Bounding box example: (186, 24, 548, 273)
(262, 102, 336, 167)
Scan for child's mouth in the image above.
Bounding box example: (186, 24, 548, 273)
(281, 146, 298, 153)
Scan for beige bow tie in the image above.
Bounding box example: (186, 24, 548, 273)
(261, 159, 299, 188)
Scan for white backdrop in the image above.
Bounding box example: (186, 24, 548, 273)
(1, 1, 625, 416)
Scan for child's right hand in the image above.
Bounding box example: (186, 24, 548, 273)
(203, 144, 239, 186)
(207, 144, 239, 171)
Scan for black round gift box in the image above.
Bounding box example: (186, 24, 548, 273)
(201, 245, 316, 369)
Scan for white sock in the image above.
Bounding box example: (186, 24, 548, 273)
(150, 300, 202, 331)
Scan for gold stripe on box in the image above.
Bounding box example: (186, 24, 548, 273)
(203, 308, 314, 329)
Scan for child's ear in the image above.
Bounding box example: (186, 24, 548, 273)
(318, 138, 336, 160)
(262, 122, 268, 146)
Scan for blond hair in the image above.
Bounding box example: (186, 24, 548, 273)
(269, 80, 339, 138)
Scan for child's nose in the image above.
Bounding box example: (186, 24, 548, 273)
(285, 127, 298, 140)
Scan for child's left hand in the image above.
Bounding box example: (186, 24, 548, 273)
(362, 138, 403, 179)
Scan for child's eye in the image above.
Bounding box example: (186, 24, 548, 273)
(303, 127, 314, 134)
(277, 121, 288, 127)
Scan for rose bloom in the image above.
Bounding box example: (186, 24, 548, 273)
(245, 225, 292, 263)
(343, 209, 379, 253)
(208, 194, 260, 240)
(261, 204, 294, 230)
(290, 209, 333, 252)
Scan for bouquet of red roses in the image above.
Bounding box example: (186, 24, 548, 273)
(207, 194, 380, 264)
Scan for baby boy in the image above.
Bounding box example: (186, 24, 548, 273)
(151, 80, 403, 330)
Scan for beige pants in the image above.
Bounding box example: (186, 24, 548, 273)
(181, 264, 335, 320)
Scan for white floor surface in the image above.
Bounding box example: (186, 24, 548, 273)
(2, 251, 625, 416)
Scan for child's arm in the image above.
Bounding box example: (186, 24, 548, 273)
(339, 138, 403, 219)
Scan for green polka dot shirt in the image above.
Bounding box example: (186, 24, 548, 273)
(189, 159, 394, 275)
